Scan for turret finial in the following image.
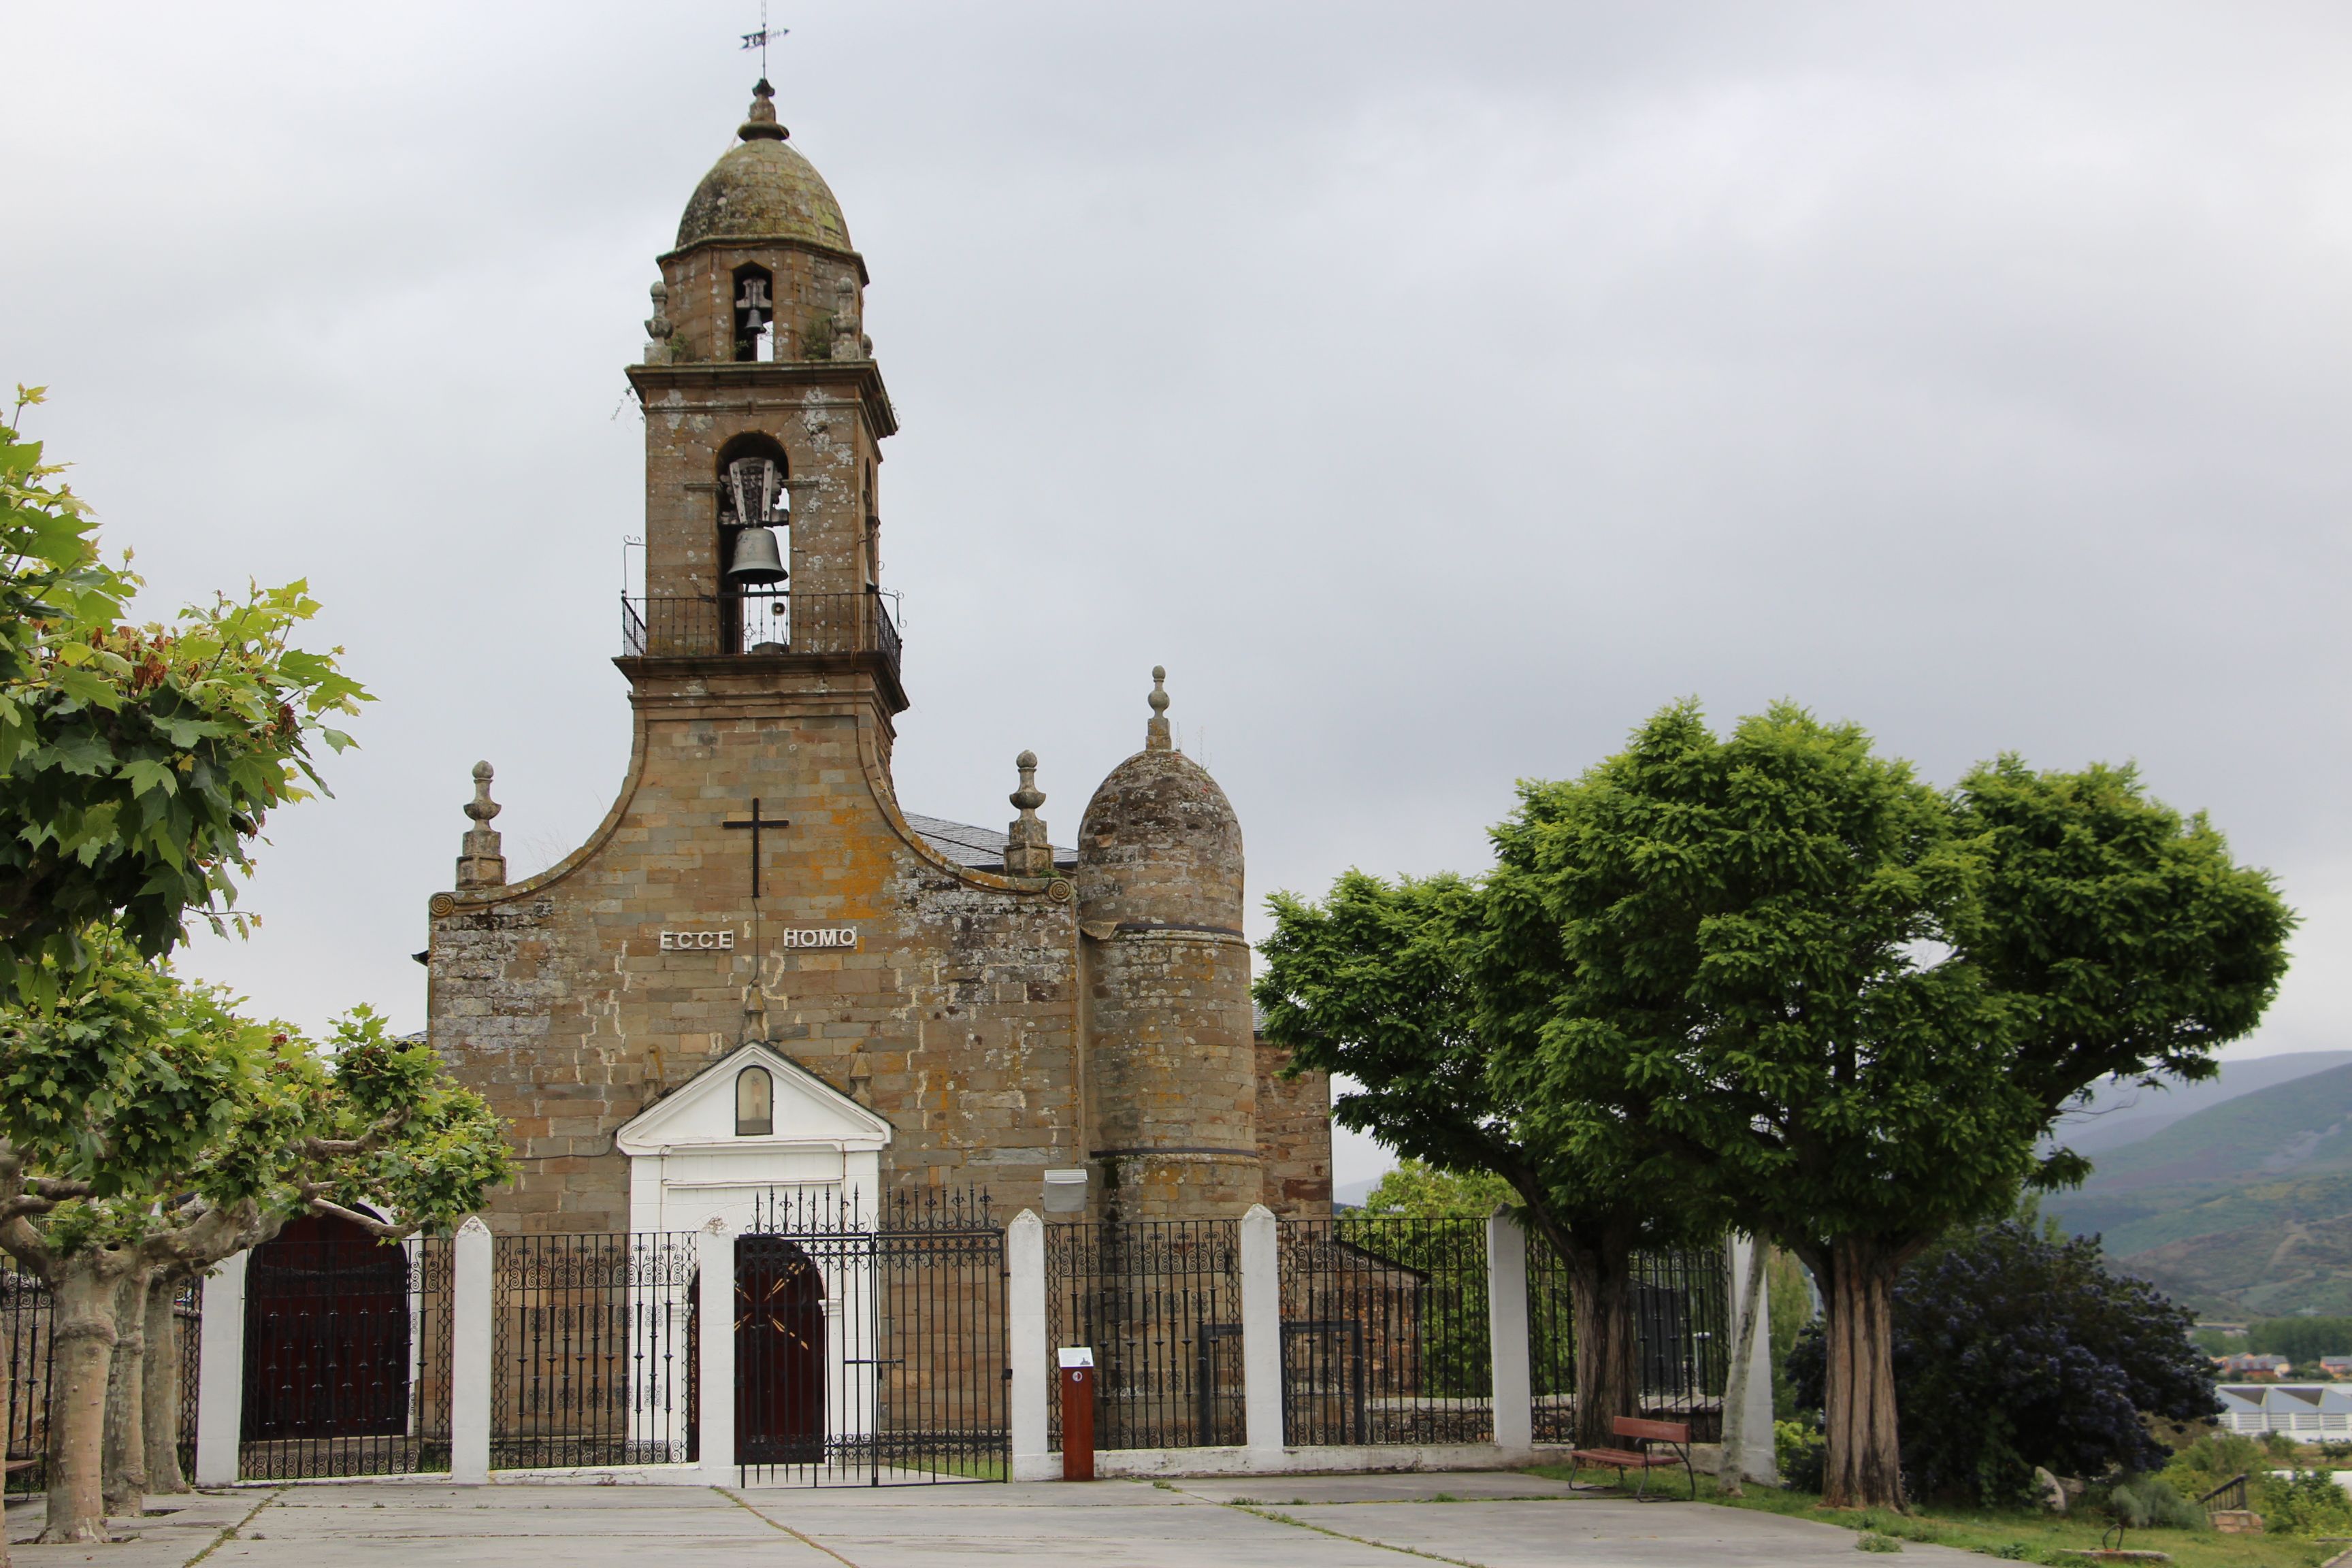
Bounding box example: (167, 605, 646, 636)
(739, 79, 789, 142)
(1145, 666, 1172, 752)
(455, 761, 507, 889)
(1004, 750, 1054, 877)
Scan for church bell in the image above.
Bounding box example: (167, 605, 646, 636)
(724, 455, 789, 586)
(728, 525, 787, 585)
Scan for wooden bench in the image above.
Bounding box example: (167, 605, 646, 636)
(1569, 1416, 1695, 1499)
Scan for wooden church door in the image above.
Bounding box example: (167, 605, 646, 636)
(734, 1235, 825, 1463)
(242, 1213, 411, 1441)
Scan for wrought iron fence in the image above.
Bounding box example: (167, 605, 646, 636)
(3, 1256, 55, 1494)
(621, 590, 901, 672)
(735, 1187, 1006, 1487)
(238, 1224, 454, 1479)
(491, 1231, 697, 1470)
(1278, 1216, 1492, 1446)
(1526, 1236, 1732, 1443)
(1045, 1220, 1243, 1451)
(174, 1278, 201, 1484)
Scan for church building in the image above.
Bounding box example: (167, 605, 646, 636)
(423, 82, 1333, 1237)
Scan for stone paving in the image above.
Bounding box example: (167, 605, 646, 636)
(5, 1474, 1985, 1567)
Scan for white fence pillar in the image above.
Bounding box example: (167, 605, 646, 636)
(696, 1217, 736, 1483)
(1486, 1206, 1533, 1455)
(1239, 1203, 1283, 1465)
(1007, 1210, 1052, 1481)
(1727, 1235, 1777, 1484)
(193, 1250, 248, 1486)
(451, 1217, 493, 1484)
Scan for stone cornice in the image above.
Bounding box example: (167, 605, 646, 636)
(627, 359, 898, 439)
(657, 235, 869, 286)
(614, 649, 909, 717)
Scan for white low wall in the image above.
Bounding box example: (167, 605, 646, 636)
(1015, 1443, 1574, 1483)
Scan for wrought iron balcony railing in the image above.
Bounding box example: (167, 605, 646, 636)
(621, 590, 902, 679)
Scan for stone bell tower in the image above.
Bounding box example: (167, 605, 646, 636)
(628, 78, 900, 734)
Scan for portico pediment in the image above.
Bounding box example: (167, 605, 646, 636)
(616, 1043, 892, 1157)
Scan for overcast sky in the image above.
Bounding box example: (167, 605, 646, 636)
(6, 3, 2349, 1191)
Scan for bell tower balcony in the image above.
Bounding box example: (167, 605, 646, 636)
(619, 588, 906, 709)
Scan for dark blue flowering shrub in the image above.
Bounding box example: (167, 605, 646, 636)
(1788, 1221, 2219, 1504)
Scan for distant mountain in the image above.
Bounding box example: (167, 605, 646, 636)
(2051, 1052, 2352, 1159)
(2044, 1056, 2352, 1317)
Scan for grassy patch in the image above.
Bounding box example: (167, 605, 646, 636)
(1522, 1465, 2336, 1567)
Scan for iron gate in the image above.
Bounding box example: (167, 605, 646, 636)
(736, 1189, 1007, 1486)
(240, 1215, 453, 1478)
(1045, 1220, 1243, 1450)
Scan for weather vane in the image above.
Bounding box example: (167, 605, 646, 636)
(741, 3, 787, 80)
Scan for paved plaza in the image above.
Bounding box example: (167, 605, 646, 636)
(4, 1473, 1981, 1567)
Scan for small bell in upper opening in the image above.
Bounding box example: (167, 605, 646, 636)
(728, 525, 786, 585)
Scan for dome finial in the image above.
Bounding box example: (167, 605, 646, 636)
(1146, 666, 1173, 752)
(740, 78, 789, 143)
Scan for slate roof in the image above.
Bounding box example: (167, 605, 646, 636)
(906, 813, 1076, 872)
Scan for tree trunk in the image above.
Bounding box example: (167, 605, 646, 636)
(102, 1264, 154, 1517)
(143, 1273, 189, 1494)
(39, 1259, 122, 1544)
(1564, 1230, 1640, 1451)
(1717, 1238, 1769, 1497)
(1820, 1235, 1906, 1511)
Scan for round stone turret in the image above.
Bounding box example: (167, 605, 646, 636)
(1076, 669, 1258, 1220)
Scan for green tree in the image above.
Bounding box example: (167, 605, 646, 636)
(1484, 702, 2289, 1509)
(0, 389, 367, 993)
(1257, 870, 1721, 1449)
(1767, 1246, 1816, 1420)
(2246, 1317, 2352, 1366)
(1360, 1158, 1516, 1218)
(0, 947, 510, 1542)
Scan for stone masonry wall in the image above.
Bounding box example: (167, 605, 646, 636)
(428, 684, 1084, 1234)
(1254, 1041, 1333, 1220)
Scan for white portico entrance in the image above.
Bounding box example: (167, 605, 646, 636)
(615, 1044, 895, 1471)
(616, 1042, 892, 1235)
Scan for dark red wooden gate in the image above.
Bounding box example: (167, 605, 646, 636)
(734, 1235, 824, 1463)
(243, 1214, 410, 1439)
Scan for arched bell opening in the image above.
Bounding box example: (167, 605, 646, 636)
(734, 1235, 825, 1464)
(715, 434, 790, 654)
(731, 263, 777, 362)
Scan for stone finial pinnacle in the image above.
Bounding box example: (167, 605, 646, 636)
(455, 761, 506, 889)
(1011, 751, 1045, 813)
(644, 280, 673, 357)
(1145, 666, 1173, 752)
(1004, 750, 1054, 877)
(740, 78, 789, 142)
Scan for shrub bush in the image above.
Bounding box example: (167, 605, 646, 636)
(2161, 1428, 2270, 1504)
(2086, 1473, 2204, 1531)
(2255, 1470, 2352, 1539)
(1778, 1416, 1827, 1493)
(1788, 1220, 2219, 1505)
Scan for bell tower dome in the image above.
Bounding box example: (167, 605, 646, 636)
(626, 82, 903, 734)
